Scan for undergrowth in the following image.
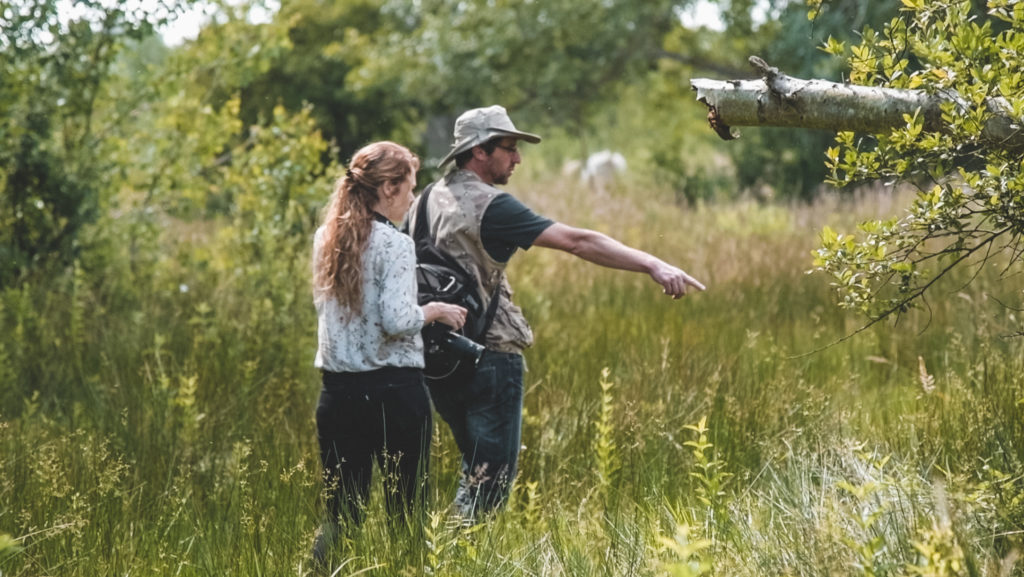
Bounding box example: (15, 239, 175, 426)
(3, 179, 1024, 575)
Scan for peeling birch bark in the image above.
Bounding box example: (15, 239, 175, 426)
(691, 56, 1024, 151)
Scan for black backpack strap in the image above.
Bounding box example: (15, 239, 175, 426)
(478, 280, 501, 341)
(410, 182, 436, 242)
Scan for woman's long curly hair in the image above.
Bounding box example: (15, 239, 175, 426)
(314, 141, 419, 314)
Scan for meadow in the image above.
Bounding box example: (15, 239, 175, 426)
(2, 173, 1024, 576)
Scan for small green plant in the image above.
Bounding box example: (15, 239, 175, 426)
(905, 484, 968, 577)
(905, 523, 967, 577)
(684, 416, 733, 522)
(836, 478, 888, 577)
(423, 509, 483, 575)
(834, 450, 897, 577)
(655, 523, 712, 577)
(594, 367, 620, 490)
(515, 479, 543, 534)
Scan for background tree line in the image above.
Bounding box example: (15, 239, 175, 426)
(1, 0, 900, 290)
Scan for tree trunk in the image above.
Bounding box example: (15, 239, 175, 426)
(690, 56, 1024, 151)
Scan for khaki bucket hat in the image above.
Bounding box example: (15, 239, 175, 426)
(439, 105, 542, 167)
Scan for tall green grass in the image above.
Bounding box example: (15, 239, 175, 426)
(3, 175, 1023, 576)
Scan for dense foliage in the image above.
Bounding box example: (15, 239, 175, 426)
(0, 0, 180, 282)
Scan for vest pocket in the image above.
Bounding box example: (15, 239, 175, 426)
(487, 302, 534, 352)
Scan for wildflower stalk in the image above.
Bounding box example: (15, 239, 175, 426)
(684, 416, 732, 531)
(594, 367, 619, 491)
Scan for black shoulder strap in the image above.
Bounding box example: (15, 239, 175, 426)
(414, 181, 501, 341)
(411, 182, 436, 244)
(479, 276, 502, 340)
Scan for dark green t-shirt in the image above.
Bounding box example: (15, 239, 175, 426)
(481, 193, 555, 262)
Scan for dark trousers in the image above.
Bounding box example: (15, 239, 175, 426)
(316, 367, 432, 526)
(427, 351, 524, 518)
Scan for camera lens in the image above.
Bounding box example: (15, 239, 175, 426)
(443, 332, 485, 363)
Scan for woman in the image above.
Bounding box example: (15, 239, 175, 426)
(310, 141, 465, 562)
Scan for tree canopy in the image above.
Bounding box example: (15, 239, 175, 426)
(228, 0, 687, 161)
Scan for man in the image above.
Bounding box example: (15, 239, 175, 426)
(408, 105, 705, 519)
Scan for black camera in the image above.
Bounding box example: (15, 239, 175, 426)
(440, 330, 485, 364)
(422, 322, 486, 379)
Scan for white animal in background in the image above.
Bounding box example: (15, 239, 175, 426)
(581, 150, 627, 195)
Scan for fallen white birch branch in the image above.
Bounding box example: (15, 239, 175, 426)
(690, 56, 1023, 151)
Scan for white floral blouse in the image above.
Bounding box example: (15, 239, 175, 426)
(313, 219, 425, 373)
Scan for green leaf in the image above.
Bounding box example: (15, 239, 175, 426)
(821, 225, 838, 246)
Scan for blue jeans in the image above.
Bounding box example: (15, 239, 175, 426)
(427, 351, 524, 518)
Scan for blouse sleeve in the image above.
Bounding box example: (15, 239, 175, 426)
(377, 232, 425, 337)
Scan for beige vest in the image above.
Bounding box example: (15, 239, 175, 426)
(410, 169, 534, 354)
